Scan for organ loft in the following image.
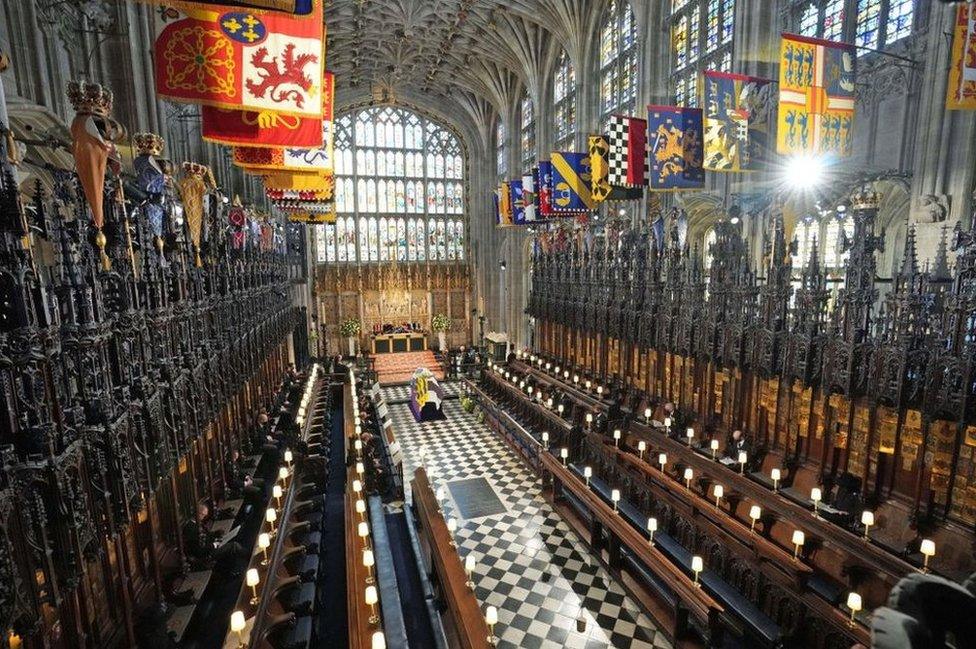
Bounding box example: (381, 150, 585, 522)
(0, 1, 975, 648)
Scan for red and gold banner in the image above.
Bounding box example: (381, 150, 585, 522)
(154, 0, 323, 117)
(202, 71, 332, 148)
(947, 2, 976, 110)
(262, 171, 333, 194)
(234, 118, 333, 173)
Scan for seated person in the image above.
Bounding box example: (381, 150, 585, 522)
(726, 429, 750, 458)
(182, 503, 246, 576)
(225, 449, 264, 504)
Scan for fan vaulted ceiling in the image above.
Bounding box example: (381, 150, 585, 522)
(325, 0, 600, 122)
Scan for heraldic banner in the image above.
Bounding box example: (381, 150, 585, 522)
(605, 115, 648, 188)
(702, 70, 775, 171)
(139, 0, 314, 14)
(550, 152, 595, 213)
(234, 120, 334, 173)
(203, 71, 332, 148)
(647, 106, 705, 191)
(537, 161, 554, 217)
(776, 33, 855, 156)
(495, 183, 513, 227)
(155, 0, 323, 117)
(947, 2, 976, 110)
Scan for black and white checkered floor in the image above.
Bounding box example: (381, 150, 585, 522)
(384, 383, 671, 649)
(381, 381, 463, 403)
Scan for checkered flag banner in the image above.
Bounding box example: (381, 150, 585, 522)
(606, 114, 649, 188)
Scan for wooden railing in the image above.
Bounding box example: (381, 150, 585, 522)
(410, 468, 493, 649)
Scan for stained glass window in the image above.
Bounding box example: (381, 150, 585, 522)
(670, 0, 735, 107)
(797, 1, 912, 51)
(553, 50, 577, 151)
(600, 0, 639, 119)
(520, 90, 535, 172)
(327, 106, 465, 263)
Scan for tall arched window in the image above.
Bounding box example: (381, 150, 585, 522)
(317, 106, 465, 264)
(670, 0, 736, 107)
(792, 218, 818, 271)
(553, 50, 577, 151)
(798, 0, 846, 40)
(599, 0, 638, 119)
(496, 119, 507, 179)
(519, 90, 535, 172)
(794, 0, 914, 54)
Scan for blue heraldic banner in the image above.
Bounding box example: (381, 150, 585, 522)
(647, 106, 705, 191)
(550, 152, 595, 213)
(509, 180, 527, 225)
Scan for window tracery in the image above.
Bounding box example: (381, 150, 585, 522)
(316, 106, 465, 263)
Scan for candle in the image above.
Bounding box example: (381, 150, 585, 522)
(713, 484, 724, 508)
(710, 438, 719, 459)
(258, 532, 270, 565)
(644, 407, 652, 421)
(683, 467, 694, 489)
(749, 505, 762, 533)
(810, 487, 822, 516)
(920, 539, 936, 571)
(246, 568, 260, 605)
(691, 556, 704, 585)
(560, 447, 568, 465)
(792, 529, 805, 560)
(230, 610, 246, 645)
(372, 631, 386, 649)
(861, 511, 874, 540)
(737, 451, 747, 474)
(363, 548, 375, 583)
(770, 468, 781, 492)
(613, 429, 621, 446)
(583, 466, 592, 486)
(686, 427, 695, 446)
(365, 585, 379, 624)
(611, 488, 620, 513)
(846, 592, 862, 626)
(664, 416, 672, 430)
(658, 453, 667, 471)
(647, 517, 657, 543)
(637, 440, 646, 460)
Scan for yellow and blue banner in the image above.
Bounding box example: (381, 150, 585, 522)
(495, 183, 513, 227)
(702, 70, 774, 171)
(647, 106, 705, 191)
(776, 33, 856, 156)
(550, 152, 595, 213)
(947, 2, 976, 110)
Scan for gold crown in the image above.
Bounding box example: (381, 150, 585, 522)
(133, 132, 164, 156)
(851, 185, 881, 211)
(66, 79, 114, 117)
(182, 161, 209, 176)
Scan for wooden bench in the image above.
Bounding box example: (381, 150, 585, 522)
(541, 453, 724, 644)
(411, 468, 492, 649)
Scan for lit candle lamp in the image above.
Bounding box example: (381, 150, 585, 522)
(686, 427, 695, 446)
(265, 507, 277, 537)
(664, 416, 672, 432)
(585, 412, 593, 427)
(644, 407, 652, 423)
(710, 438, 719, 459)
(557, 404, 564, 416)
(613, 429, 621, 447)
(749, 505, 762, 533)
(541, 431, 549, 446)
(356, 498, 367, 521)
(560, 447, 568, 465)
(583, 466, 592, 487)
(658, 453, 667, 472)
(713, 484, 724, 509)
(230, 610, 247, 648)
(792, 529, 805, 560)
(486, 605, 499, 645)
(358, 521, 370, 549)
(810, 487, 822, 517)
(363, 548, 375, 584)
(770, 468, 781, 492)
(861, 510, 874, 540)
(464, 554, 476, 588)
(353, 479, 362, 494)
(258, 532, 270, 566)
(284, 449, 293, 466)
(573, 374, 579, 384)
(647, 517, 658, 544)
(356, 461, 365, 477)
(585, 379, 592, 390)
(246, 568, 260, 606)
(278, 466, 289, 483)
(692, 556, 704, 586)
(920, 539, 936, 571)
(738, 451, 748, 474)
(846, 592, 862, 627)
(611, 489, 620, 513)
(372, 631, 386, 649)
(597, 385, 603, 397)
(637, 440, 646, 460)
(365, 585, 379, 625)
(684, 467, 694, 490)
(273, 484, 283, 508)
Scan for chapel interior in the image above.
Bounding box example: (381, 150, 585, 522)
(0, 1, 975, 648)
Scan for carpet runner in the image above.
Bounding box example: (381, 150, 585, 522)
(373, 350, 444, 385)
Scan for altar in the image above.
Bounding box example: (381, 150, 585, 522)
(372, 332, 427, 354)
